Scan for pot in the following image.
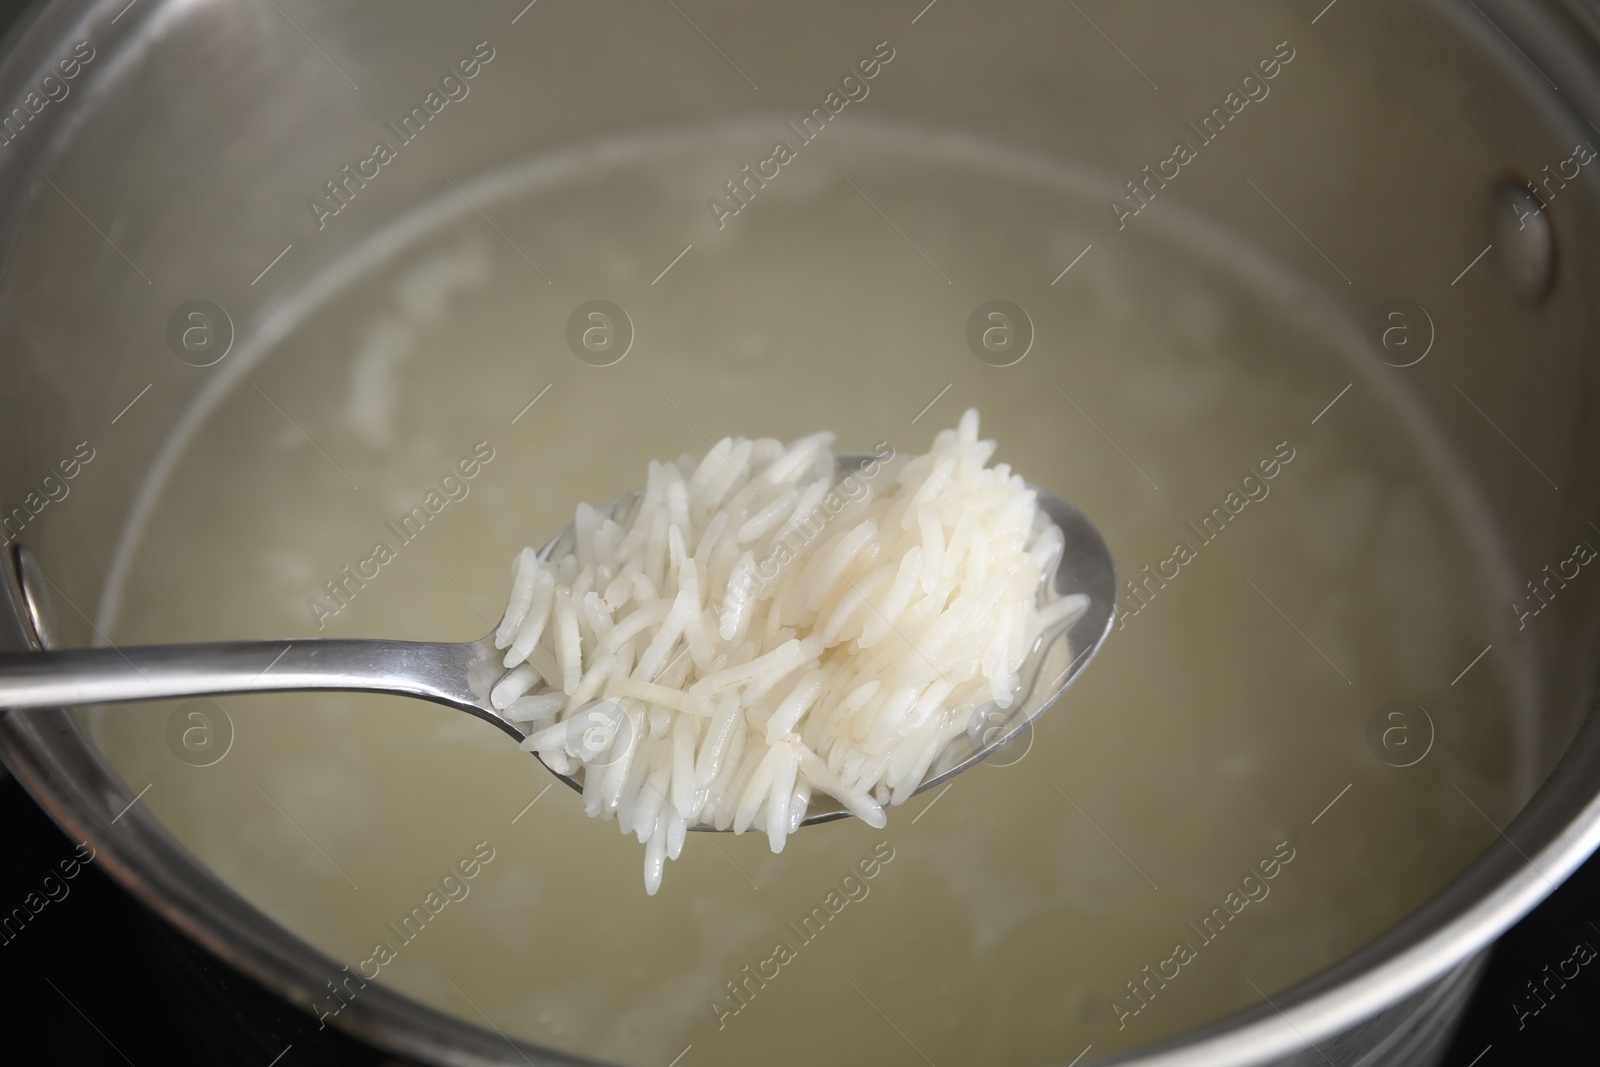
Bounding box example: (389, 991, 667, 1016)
(3, 1, 1600, 1064)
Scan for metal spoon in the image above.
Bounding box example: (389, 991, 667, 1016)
(0, 455, 1115, 827)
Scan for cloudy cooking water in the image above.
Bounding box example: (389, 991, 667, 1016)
(90, 123, 1528, 1065)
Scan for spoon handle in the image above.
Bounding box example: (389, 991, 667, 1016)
(0, 638, 480, 711)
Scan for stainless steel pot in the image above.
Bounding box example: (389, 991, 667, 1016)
(3, 1, 1600, 1064)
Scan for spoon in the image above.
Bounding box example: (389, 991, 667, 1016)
(0, 455, 1116, 827)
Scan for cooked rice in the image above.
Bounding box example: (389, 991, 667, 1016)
(493, 409, 1087, 893)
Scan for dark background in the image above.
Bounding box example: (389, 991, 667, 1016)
(0, 0, 1596, 1062)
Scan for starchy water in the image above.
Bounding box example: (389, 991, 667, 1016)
(90, 121, 1528, 1065)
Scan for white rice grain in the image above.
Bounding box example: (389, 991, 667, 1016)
(490, 410, 1082, 893)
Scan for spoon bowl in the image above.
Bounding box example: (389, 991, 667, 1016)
(0, 455, 1115, 830)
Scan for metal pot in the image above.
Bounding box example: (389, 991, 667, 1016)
(2, 0, 1599, 1064)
